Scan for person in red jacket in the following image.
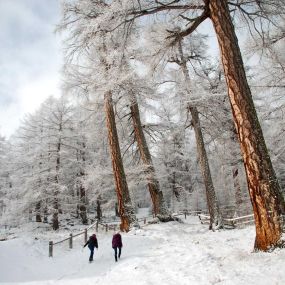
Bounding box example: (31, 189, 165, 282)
(84, 234, 98, 262)
(112, 232, 122, 262)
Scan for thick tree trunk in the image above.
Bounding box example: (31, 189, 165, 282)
(172, 172, 178, 200)
(129, 92, 171, 219)
(189, 106, 223, 230)
(104, 91, 138, 231)
(115, 202, 119, 217)
(78, 187, 88, 225)
(53, 127, 61, 231)
(36, 150, 43, 223)
(43, 204, 48, 223)
(35, 201, 42, 222)
(77, 142, 88, 224)
(52, 199, 59, 231)
(208, 0, 284, 250)
(178, 40, 223, 230)
(96, 198, 102, 221)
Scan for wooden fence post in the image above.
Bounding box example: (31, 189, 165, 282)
(144, 218, 146, 224)
(84, 229, 87, 243)
(184, 211, 187, 220)
(105, 224, 108, 232)
(69, 233, 73, 249)
(49, 241, 53, 257)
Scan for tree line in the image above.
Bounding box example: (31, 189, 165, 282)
(0, 0, 285, 252)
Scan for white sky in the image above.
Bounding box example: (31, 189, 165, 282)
(0, 1, 246, 140)
(0, 0, 62, 138)
(0, 0, 223, 140)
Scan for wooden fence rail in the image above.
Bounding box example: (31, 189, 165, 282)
(48, 211, 204, 257)
(223, 214, 255, 228)
(49, 220, 114, 257)
(48, 211, 285, 256)
(48, 213, 180, 257)
(198, 213, 255, 228)
(198, 213, 285, 229)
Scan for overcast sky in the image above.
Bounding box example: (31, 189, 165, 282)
(0, 1, 222, 139)
(0, 0, 62, 138)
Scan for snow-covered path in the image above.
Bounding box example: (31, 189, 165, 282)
(1, 216, 285, 285)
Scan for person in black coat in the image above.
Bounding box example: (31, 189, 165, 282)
(84, 233, 98, 262)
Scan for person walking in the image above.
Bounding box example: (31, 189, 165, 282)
(84, 233, 98, 262)
(112, 232, 122, 262)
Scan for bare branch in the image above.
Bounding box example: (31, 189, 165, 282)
(166, 8, 209, 46)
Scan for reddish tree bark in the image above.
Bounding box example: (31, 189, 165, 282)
(129, 92, 171, 219)
(208, 0, 284, 250)
(104, 91, 137, 231)
(178, 40, 223, 230)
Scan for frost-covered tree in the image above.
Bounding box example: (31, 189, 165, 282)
(245, 14, 285, 197)
(154, 104, 196, 213)
(0, 136, 11, 219)
(109, 57, 172, 220)
(208, 0, 284, 250)
(5, 96, 82, 229)
(70, 0, 285, 250)
(7, 111, 50, 225)
(127, 20, 224, 228)
(59, 2, 139, 231)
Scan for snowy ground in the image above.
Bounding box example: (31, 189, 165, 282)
(1, 216, 285, 285)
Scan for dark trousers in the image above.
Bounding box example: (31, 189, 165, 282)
(88, 245, 94, 261)
(113, 247, 121, 261)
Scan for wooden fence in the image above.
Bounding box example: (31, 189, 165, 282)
(223, 214, 255, 228)
(198, 213, 255, 228)
(49, 211, 260, 257)
(198, 213, 285, 228)
(49, 217, 150, 257)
